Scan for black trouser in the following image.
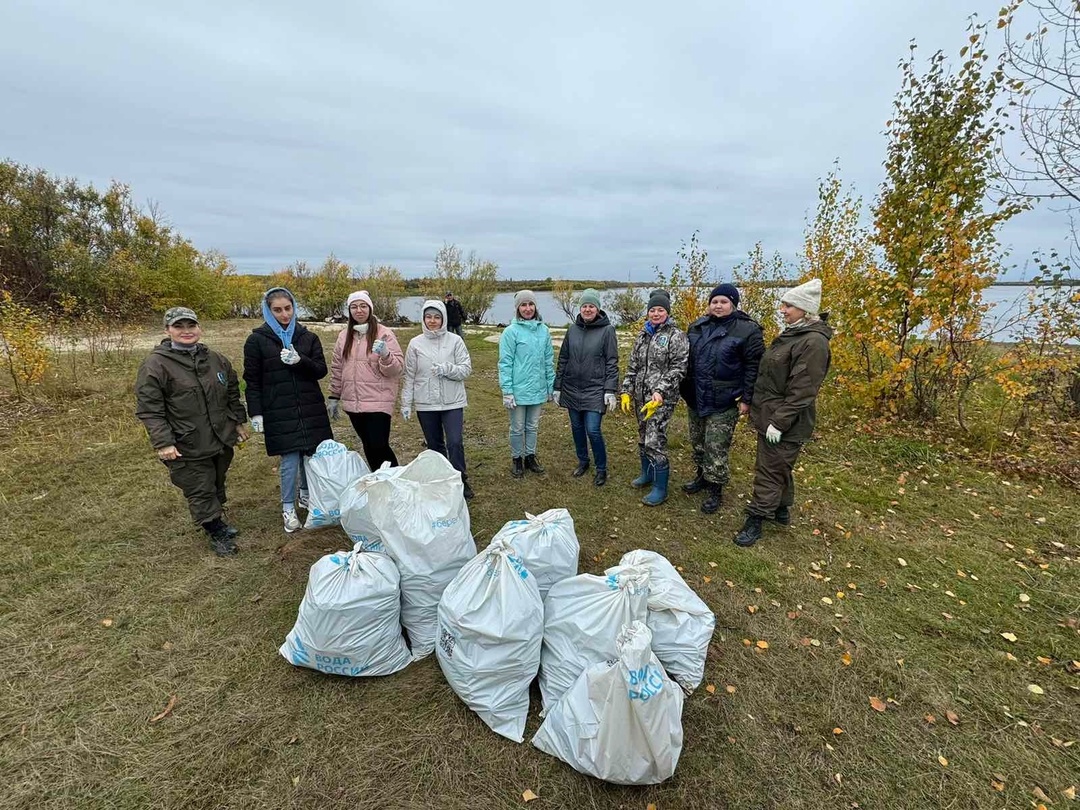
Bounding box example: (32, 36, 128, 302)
(746, 434, 802, 519)
(417, 408, 466, 475)
(346, 411, 399, 470)
(165, 446, 234, 525)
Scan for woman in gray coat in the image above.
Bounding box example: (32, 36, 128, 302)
(553, 289, 619, 486)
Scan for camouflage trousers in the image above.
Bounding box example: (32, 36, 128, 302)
(636, 402, 676, 469)
(687, 406, 739, 485)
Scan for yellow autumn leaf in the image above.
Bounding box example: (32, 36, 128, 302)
(841, 651, 853, 666)
(725, 685, 737, 694)
(832, 727, 844, 735)
(101, 618, 114, 627)
(1027, 683, 1045, 695)
(705, 684, 716, 694)
(756, 640, 769, 650)
(897, 558, 908, 567)
(869, 696, 887, 712)
(1000, 632, 1018, 643)
(746, 605, 757, 614)
(938, 755, 948, 767)
(522, 788, 539, 802)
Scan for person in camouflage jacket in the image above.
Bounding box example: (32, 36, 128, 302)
(620, 290, 689, 506)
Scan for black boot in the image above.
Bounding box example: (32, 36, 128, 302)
(524, 454, 545, 474)
(682, 467, 706, 494)
(511, 457, 524, 478)
(208, 526, 239, 556)
(734, 516, 763, 548)
(593, 469, 607, 487)
(462, 475, 474, 500)
(773, 505, 791, 526)
(572, 460, 590, 477)
(700, 483, 723, 514)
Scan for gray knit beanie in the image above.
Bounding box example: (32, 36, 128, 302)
(647, 289, 672, 314)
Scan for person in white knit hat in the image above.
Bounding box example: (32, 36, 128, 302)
(735, 278, 831, 547)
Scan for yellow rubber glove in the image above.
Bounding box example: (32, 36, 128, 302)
(620, 393, 632, 414)
(639, 400, 661, 420)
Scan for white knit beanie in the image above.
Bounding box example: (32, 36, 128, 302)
(346, 290, 374, 316)
(782, 278, 821, 316)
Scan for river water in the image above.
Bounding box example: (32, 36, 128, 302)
(395, 285, 1045, 337)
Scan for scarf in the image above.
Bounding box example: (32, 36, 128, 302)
(261, 287, 297, 348)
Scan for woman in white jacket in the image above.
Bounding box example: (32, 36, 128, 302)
(401, 300, 474, 499)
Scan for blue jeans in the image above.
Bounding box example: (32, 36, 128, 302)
(279, 451, 309, 509)
(417, 408, 467, 475)
(568, 409, 607, 471)
(509, 403, 543, 458)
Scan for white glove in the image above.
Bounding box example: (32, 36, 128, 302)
(605, 393, 617, 413)
(766, 423, 782, 444)
(250, 415, 264, 433)
(552, 390, 561, 406)
(431, 362, 447, 377)
(372, 338, 388, 356)
(280, 347, 300, 365)
(400, 406, 411, 421)
(327, 399, 340, 420)
(502, 394, 517, 410)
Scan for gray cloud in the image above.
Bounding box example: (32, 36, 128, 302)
(1, 0, 1068, 280)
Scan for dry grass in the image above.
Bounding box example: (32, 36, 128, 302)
(1, 319, 1077, 809)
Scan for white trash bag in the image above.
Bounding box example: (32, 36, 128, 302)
(620, 549, 715, 693)
(532, 620, 684, 785)
(303, 440, 371, 529)
(339, 463, 405, 551)
(491, 508, 579, 601)
(538, 564, 650, 713)
(279, 542, 412, 677)
(436, 536, 544, 742)
(363, 450, 476, 659)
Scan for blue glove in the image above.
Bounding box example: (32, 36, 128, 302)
(372, 339, 388, 356)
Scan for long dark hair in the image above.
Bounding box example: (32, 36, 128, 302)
(343, 310, 380, 359)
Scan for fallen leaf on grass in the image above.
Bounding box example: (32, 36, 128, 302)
(924, 713, 936, 724)
(1037, 656, 1052, 665)
(756, 640, 769, 650)
(101, 618, 114, 627)
(1027, 684, 1045, 695)
(161, 641, 174, 651)
(287, 735, 300, 745)
(821, 597, 834, 605)
(708, 561, 718, 568)
(1033, 786, 1052, 802)
(150, 695, 177, 723)
(1063, 785, 1076, 800)
(702, 576, 712, 584)
(646, 804, 657, 810)
(897, 558, 908, 567)
(991, 779, 1005, 791)
(522, 789, 539, 802)
(869, 696, 887, 713)
(938, 755, 949, 767)
(1000, 632, 1018, 643)
(946, 710, 959, 726)
(291, 776, 300, 787)
(746, 605, 758, 614)
(249, 594, 262, 603)
(705, 684, 716, 694)
(841, 651, 852, 666)
(786, 611, 799, 620)
(1066, 660, 1080, 674)
(742, 639, 752, 647)
(725, 685, 737, 694)
(1019, 593, 1030, 603)
(832, 727, 844, 735)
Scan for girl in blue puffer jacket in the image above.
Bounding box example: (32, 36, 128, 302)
(498, 290, 555, 478)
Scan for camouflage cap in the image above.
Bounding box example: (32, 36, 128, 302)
(164, 306, 199, 327)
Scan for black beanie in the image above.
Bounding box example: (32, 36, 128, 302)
(709, 283, 740, 308)
(647, 289, 672, 314)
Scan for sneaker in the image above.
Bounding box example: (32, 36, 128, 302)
(298, 492, 310, 510)
(209, 528, 239, 556)
(734, 516, 763, 547)
(283, 508, 301, 533)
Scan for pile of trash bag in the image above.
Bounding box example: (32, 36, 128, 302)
(491, 508, 579, 601)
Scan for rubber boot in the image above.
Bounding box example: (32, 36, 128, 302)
(700, 483, 723, 514)
(641, 465, 670, 507)
(734, 515, 763, 547)
(630, 452, 654, 488)
(682, 467, 706, 494)
(524, 454, 545, 474)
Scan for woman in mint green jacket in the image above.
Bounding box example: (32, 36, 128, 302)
(498, 290, 555, 478)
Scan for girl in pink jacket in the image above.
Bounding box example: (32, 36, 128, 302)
(327, 290, 404, 469)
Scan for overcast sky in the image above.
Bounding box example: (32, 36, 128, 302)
(1, 1, 1067, 280)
